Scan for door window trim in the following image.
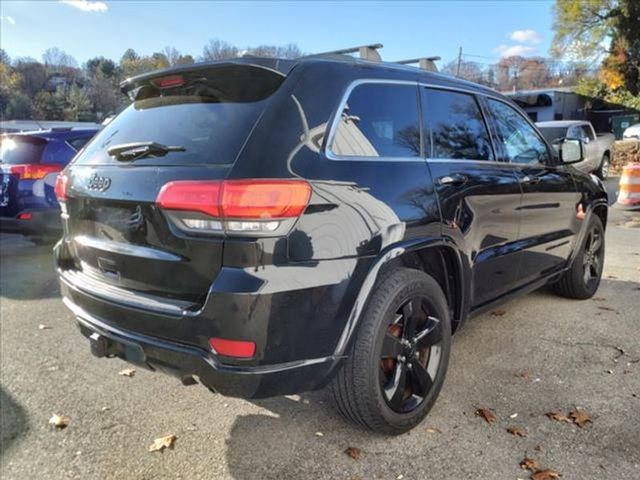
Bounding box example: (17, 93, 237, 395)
(324, 79, 425, 162)
(420, 85, 498, 162)
(481, 95, 556, 167)
(324, 78, 526, 164)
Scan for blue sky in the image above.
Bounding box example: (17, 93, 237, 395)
(1, 1, 556, 67)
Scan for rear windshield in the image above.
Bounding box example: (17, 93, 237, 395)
(0, 136, 46, 165)
(74, 65, 284, 166)
(537, 127, 567, 144)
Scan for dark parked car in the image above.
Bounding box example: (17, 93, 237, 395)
(1, 128, 98, 243)
(54, 56, 608, 434)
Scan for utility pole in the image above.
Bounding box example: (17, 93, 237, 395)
(456, 47, 462, 77)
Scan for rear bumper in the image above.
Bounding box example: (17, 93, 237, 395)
(0, 208, 61, 237)
(62, 294, 338, 399)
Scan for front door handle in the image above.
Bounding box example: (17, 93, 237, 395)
(438, 174, 468, 186)
(520, 175, 541, 185)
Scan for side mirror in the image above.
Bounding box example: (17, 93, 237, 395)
(560, 138, 584, 164)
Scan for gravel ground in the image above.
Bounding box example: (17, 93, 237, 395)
(1, 179, 638, 480)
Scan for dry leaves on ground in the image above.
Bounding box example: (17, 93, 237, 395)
(531, 468, 562, 480)
(507, 426, 527, 437)
(118, 368, 136, 377)
(345, 447, 361, 460)
(546, 409, 592, 427)
(475, 407, 495, 424)
(426, 427, 442, 433)
(569, 409, 592, 428)
(545, 411, 572, 423)
(49, 414, 69, 429)
(490, 309, 507, 316)
(520, 457, 539, 471)
(148, 434, 177, 452)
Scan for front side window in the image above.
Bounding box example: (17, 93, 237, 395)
(331, 83, 421, 158)
(422, 88, 494, 160)
(487, 99, 549, 165)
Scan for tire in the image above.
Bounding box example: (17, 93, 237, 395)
(596, 153, 610, 180)
(553, 215, 605, 299)
(331, 267, 452, 435)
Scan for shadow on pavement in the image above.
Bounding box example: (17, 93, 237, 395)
(223, 275, 640, 480)
(0, 235, 59, 300)
(0, 387, 29, 457)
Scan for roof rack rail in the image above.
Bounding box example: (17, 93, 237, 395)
(395, 56, 441, 72)
(313, 43, 383, 62)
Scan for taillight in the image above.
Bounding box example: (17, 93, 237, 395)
(9, 163, 62, 180)
(152, 75, 184, 89)
(156, 179, 311, 235)
(209, 337, 256, 358)
(55, 173, 68, 201)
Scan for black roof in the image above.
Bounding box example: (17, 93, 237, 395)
(120, 55, 498, 97)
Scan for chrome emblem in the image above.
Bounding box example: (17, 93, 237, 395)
(87, 173, 111, 192)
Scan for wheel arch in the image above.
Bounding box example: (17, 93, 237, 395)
(333, 238, 469, 359)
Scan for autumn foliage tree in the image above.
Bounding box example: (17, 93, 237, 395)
(552, 0, 639, 96)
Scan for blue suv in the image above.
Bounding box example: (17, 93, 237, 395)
(1, 127, 98, 243)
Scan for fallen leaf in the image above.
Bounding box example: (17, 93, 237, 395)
(531, 468, 562, 480)
(569, 409, 592, 428)
(520, 457, 539, 471)
(49, 414, 69, 429)
(314, 431, 324, 437)
(510, 413, 519, 419)
(426, 427, 442, 433)
(118, 368, 136, 377)
(545, 411, 571, 423)
(507, 426, 527, 437)
(148, 434, 176, 452)
(534, 444, 544, 452)
(475, 407, 495, 424)
(344, 447, 361, 460)
(100, 406, 110, 412)
(38, 324, 51, 330)
(516, 371, 531, 380)
(491, 309, 507, 316)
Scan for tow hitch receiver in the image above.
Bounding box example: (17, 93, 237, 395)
(89, 333, 111, 358)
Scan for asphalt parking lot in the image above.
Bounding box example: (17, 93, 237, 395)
(1, 178, 638, 480)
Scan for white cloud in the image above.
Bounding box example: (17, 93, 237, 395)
(60, 0, 108, 12)
(1, 15, 16, 25)
(510, 29, 542, 44)
(494, 44, 537, 58)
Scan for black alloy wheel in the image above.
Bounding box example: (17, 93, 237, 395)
(380, 296, 443, 413)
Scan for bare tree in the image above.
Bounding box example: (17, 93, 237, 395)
(202, 39, 239, 61)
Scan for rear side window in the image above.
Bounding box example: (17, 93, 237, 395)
(67, 137, 91, 151)
(330, 83, 421, 158)
(0, 136, 46, 165)
(422, 88, 494, 160)
(487, 99, 549, 165)
(74, 65, 284, 166)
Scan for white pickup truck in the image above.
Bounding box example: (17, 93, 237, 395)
(536, 120, 615, 179)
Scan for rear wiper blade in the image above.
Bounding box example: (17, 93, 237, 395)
(107, 142, 186, 161)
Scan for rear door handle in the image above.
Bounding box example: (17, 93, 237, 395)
(520, 175, 541, 185)
(438, 174, 468, 186)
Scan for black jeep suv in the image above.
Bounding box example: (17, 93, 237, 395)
(55, 55, 608, 434)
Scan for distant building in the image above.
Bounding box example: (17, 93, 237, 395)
(507, 88, 640, 138)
